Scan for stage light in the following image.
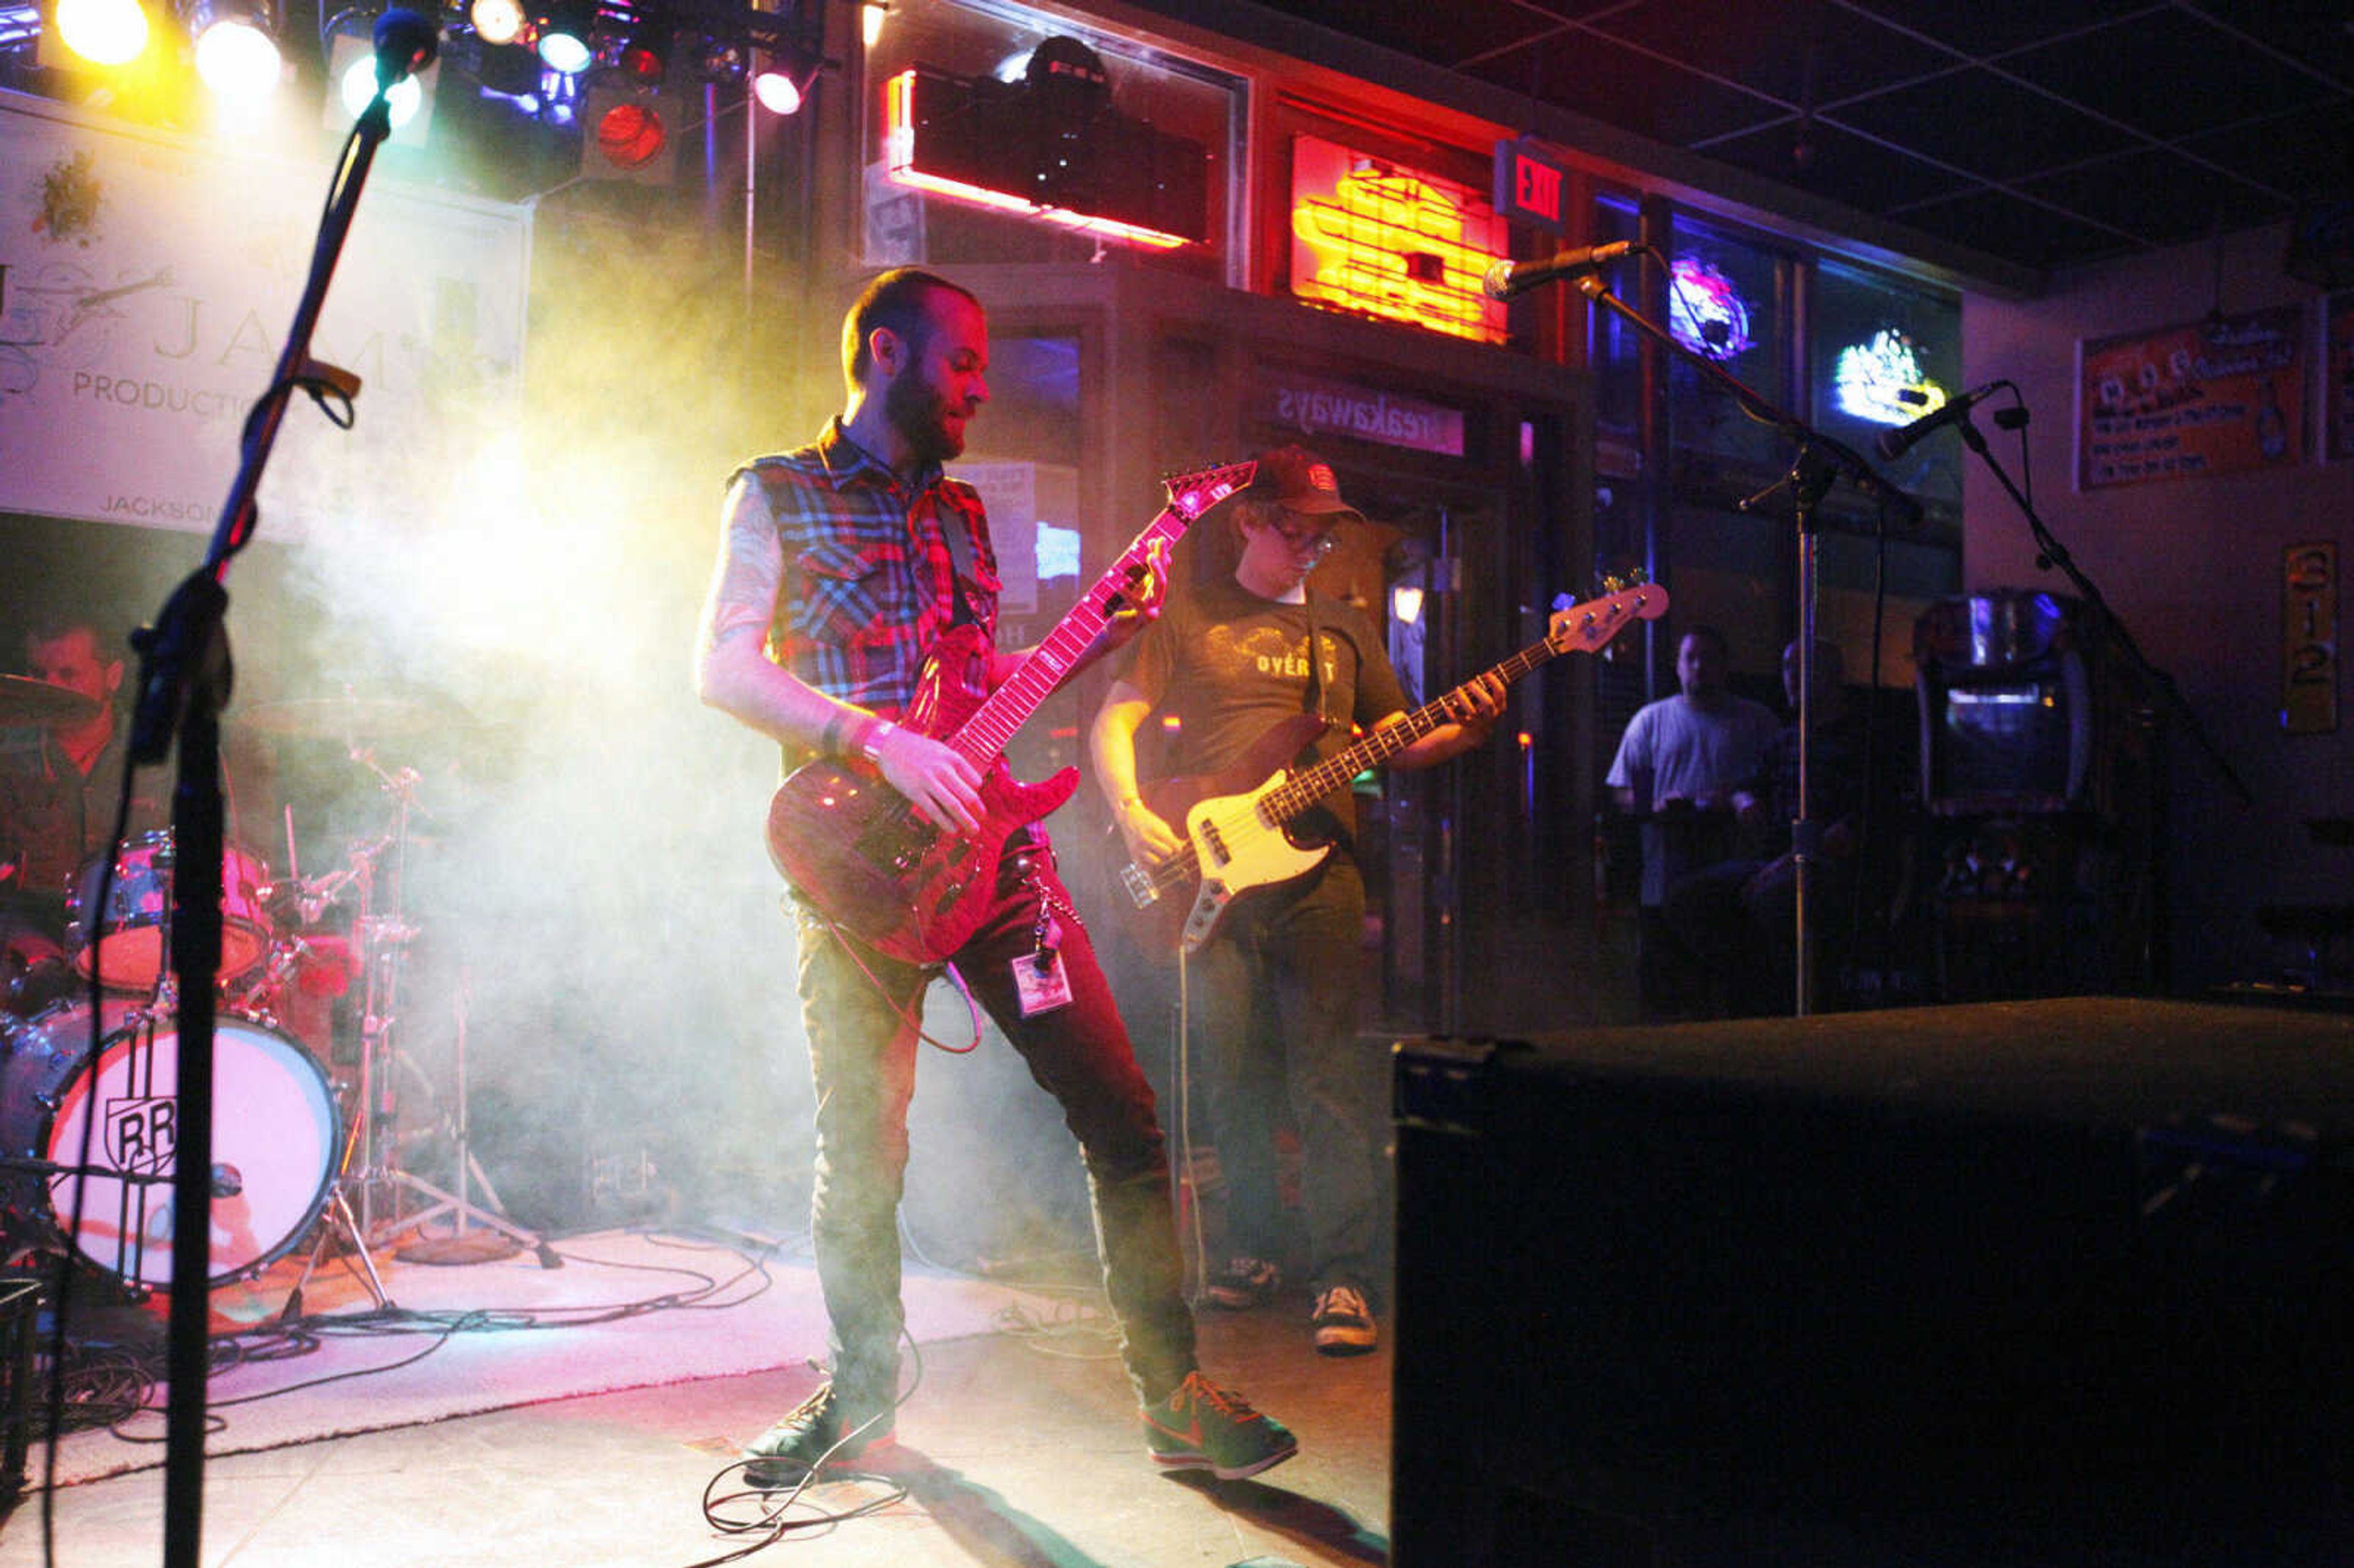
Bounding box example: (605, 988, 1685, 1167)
(535, 0, 592, 74)
(468, 0, 523, 45)
(751, 46, 817, 113)
(53, 0, 150, 65)
(186, 0, 280, 96)
(337, 40, 421, 124)
(614, 23, 662, 82)
(859, 1, 882, 48)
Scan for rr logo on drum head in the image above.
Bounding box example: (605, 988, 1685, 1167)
(105, 1096, 177, 1176)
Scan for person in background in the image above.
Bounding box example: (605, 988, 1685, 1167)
(1604, 623, 1780, 1016)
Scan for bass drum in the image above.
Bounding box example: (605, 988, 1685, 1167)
(0, 1000, 341, 1287)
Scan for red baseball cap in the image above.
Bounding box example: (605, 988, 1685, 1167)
(1251, 443, 1364, 524)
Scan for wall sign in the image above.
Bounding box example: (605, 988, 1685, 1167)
(1259, 370, 1466, 457)
(1289, 134, 1507, 346)
(0, 87, 528, 541)
(2079, 306, 2306, 489)
(1491, 137, 1567, 235)
(2284, 540, 2339, 735)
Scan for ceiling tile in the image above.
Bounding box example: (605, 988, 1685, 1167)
(1705, 118, 1976, 211)
(2019, 148, 2292, 248)
(2190, 0, 2354, 86)
(1833, 0, 2162, 61)
(1582, 0, 1952, 108)
(1828, 66, 2145, 183)
(1893, 188, 2137, 271)
(2179, 99, 2354, 202)
(1472, 30, 1790, 146)
(2002, 9, 2334, 141)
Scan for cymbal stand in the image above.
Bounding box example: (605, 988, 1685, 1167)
(340, 752, 541, 1260)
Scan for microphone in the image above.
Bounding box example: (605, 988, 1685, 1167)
(1875, 381, 2001, 461)
(371, 8, 439, 91)
(1481, 240, 1638, 301)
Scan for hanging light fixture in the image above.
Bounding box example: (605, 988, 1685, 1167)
(534, 0, 593, 74)
(185, 0, 280, 97)
(468, 0, 524, 46)
(750, 43, 817, 114)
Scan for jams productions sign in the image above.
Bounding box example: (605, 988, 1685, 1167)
(0, 88, 528, 541)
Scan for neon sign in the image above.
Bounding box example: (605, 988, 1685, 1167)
(1666, 258, 1754, 359)
(1833, 327, 1949, 427)
(883, 69, 1192, 251)
(1289, 135, 1507, 345)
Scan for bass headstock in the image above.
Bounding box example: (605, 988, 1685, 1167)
(1546, 573, 1670, 655)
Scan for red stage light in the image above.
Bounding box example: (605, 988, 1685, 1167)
(595, 101, 665, 169)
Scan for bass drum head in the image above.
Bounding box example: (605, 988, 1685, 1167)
(6, 1003, 340, 1287)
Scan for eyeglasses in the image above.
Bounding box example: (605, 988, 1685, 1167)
(1266, 512, 1339, 557)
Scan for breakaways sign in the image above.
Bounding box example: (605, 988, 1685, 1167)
(1261, 372, 1466, 458)
(0, 88, 528, 538)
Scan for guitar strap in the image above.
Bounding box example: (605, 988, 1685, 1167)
(925, 488, 986, 631)
(1301, 592, 1330, 723)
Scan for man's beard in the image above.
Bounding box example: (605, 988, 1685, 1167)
(885, 371, 965, 464)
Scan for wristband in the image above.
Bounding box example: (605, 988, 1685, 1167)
(859, 718, 898, 765)
(820, 709, 852, 758)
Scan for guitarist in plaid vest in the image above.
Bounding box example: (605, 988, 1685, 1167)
(695, 270, 1295, 1485)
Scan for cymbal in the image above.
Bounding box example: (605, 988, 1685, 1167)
(0, 675, 101, 727)
(235, 694, 468, 738)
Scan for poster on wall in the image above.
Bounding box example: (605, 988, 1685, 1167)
(0, 88, 528, 542)
(2078, 305, 2304, 489)
(2284, 541, 2338, 736)
(2329, 294, 2354, 463)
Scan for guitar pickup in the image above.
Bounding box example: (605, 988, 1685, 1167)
(1119, 862, 1157, 908)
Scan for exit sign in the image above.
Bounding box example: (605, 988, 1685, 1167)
(1493, 138, 1568, 234)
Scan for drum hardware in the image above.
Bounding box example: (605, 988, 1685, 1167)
(0, 675, 101, 728)
(0, 1000, 343, 1291)
(305, 761, 541, 1264)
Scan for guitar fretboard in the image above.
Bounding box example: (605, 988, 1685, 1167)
(1255, 588, 1650, 827)
(945, 465, 1252, 767)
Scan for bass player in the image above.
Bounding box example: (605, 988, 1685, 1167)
(1087, 444, 1504, 1357)
(694, 268, 1295, 1485)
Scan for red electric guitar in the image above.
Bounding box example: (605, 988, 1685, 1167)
(1117, 579, 1668, 955)
(766, 460, 1256, 964)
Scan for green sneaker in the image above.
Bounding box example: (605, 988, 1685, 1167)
(1141, 1371, 1298, 1479)
(742, 1383, 895, 1488)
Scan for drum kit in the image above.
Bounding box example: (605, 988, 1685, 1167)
(0, 684, 539, 1311)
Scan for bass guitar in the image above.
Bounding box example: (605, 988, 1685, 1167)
(767, 460, 1257, 965)
(1117, 579, 1667, 955)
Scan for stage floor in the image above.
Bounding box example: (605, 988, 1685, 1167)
(0, 1239, 1393, 1568)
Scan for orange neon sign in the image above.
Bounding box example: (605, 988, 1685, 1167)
(883, 69, 1191, 251)
(1289, 135, 1507, 344)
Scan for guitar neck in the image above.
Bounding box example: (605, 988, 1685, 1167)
(945, 463, 1251, 766)
(1260, 633, 1561, 824)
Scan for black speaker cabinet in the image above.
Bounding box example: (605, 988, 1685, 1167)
(1392, 998, 2354, 1568)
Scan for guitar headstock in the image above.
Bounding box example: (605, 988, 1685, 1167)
(1163, 460, 1257, 519)
(1546, 575, 1670, 654)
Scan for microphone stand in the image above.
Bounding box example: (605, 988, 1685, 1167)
(130, 55, 417, 1568)
(1575, 267, 1922, 1016)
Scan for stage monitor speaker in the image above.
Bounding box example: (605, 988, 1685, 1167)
(1391, 997, 2354, 1568)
